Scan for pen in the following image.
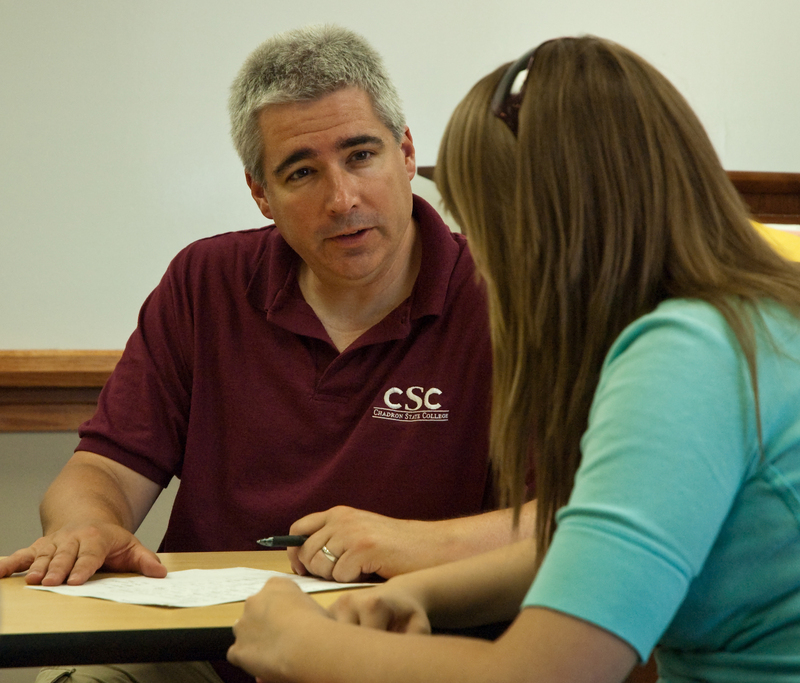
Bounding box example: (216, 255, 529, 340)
(257, 534, 309, 547)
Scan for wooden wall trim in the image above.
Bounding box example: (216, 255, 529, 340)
(727, 171, 800, 224)
(0, 351, 121, 432)
(417, 165, 434, 181)
(0, 350, 122, 388)
(417, 167, 800, 225)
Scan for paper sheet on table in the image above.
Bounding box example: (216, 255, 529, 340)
(27, 567, 374, 608)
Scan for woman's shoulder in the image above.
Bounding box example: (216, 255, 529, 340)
(608, 298, 800, 365)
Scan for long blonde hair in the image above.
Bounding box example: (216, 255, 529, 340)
(437, 36, 800, 562)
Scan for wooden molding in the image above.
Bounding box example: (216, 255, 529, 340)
(727, 171, 800, 224)
(417, 167, 800, 225)
(417, 165, 434, 181)
(0, 350, 121, 432)
(0, 396, 102, 432)
(0, 350, 122, 388)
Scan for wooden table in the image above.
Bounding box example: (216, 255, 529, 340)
(0, 551, 354, 668)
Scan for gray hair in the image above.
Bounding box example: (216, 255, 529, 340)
(229, 24, 406, 184)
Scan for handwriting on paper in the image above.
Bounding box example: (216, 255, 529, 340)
(27, 567, 372, 608)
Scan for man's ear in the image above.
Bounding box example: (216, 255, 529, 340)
(401, 126, 416, 182)
(245, 171, 273, 219)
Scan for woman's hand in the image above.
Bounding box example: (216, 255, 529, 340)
(329, 582, 431, 634)
(227, 577, 329, 681)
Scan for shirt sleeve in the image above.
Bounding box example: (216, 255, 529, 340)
(522, 301, 758, 661)
(77, 250, 195, 487)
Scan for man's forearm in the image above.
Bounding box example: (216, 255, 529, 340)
(416, 499, 537, 568)
(40, 451, 161, 534)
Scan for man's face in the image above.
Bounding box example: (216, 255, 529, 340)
(248, 87, 416, 289)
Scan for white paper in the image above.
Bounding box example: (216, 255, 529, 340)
(26, 567, 373, 608)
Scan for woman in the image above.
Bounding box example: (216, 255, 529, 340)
(227, 37, 800, 682)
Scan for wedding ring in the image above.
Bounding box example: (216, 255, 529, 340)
(321, 545, 339, 563)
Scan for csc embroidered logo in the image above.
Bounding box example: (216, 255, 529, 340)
(372, 387, 449, 422)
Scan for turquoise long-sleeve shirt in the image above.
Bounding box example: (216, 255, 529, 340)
(523, 298, 800, 682)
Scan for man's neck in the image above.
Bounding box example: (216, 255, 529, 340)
(298, 224, 422, 353)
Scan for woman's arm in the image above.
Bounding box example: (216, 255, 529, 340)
(227, 574, 638, 683)
(332, 536, 538, 630)
(228, 537, 638, 682)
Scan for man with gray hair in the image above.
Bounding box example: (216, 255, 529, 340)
(2, 24, 534, 683)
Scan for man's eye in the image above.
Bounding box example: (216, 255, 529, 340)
(287, 168, 312, 182)
(350, 150, 374, 163)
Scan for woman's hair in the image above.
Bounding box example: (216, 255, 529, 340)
(229, 24, 405, 185)
(436, 36, 800, 562)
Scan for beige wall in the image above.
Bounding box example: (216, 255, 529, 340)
(2, 1, 799, 350)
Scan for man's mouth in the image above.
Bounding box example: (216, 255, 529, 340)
(331, 227, 373, 242)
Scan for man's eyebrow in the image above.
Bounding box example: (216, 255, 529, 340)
(273, 148, 316, 179)
(337, 134, 385, 151)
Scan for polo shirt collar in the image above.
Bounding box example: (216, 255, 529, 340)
(247, 195, 460, 342)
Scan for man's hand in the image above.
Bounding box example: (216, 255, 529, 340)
(287, 507, 437, 582)
(0, 521, 166, 585)
(286, 502, 536, 582)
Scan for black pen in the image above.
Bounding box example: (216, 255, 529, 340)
(257, 534, 309, 548)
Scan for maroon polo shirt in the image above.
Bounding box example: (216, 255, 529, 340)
(78, 196, 493, 552)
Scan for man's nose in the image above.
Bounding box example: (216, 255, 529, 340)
(324, 169, 358, 215)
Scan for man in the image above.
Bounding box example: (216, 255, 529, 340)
(0, 24, 534, 683)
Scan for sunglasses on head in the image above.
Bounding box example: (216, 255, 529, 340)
(490, 46, 537, 136)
